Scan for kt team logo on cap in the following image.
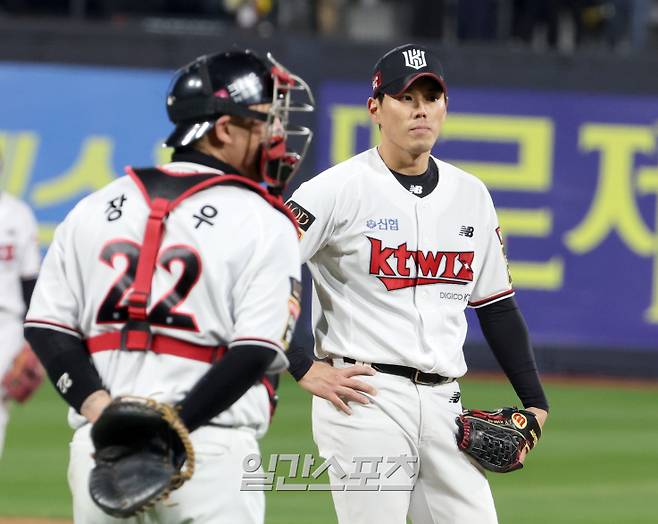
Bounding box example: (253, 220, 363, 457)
(402, 49, 427, 70)
(371, 43, 447, 100)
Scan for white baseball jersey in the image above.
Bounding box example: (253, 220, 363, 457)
(0, 193, 40, 457)
(288, 147, 513, 378)
(0, 192, 40, 319)
(26, 161, 301, 437)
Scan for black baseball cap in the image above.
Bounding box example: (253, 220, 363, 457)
(371, 43, 447, 99)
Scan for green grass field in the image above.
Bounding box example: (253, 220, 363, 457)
(1, 375, 656, 523)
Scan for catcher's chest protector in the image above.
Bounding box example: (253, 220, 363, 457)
(121, 166, 295, 351)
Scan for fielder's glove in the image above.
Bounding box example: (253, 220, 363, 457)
(1, 342, 44, 403)
(89, 396, 195, 518)
(456, 407, 541, 473)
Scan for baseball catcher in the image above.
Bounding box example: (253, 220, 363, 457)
(456, 407, 542, 473)
(24, 48, 312, 523)
(88, 397, 195, 518)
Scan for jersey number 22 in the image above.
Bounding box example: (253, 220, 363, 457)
(96, 239, 201, 331)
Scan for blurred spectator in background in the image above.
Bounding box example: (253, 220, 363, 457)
(314, 0, 343, 35)
(458, 0, 499, 41)
(630, 0, 652, 48)
(410, 0, 446, 40)
(511, 0, 648, 51)
(512, 0, 562, 48)
(0, 0, 654, 52)
(573, 0, 630, 49)
(223, 0, 277, 29)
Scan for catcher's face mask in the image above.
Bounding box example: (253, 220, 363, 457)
(258, 53, 314, 195)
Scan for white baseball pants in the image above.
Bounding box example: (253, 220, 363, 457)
(0, 318, 25, 458)
(68, 424, 265, 523)
(312, 361, 498, 524)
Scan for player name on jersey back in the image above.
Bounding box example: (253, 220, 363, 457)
(26, 162, 301, 434)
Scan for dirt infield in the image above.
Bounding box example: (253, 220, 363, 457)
(0, 519, 72, 523)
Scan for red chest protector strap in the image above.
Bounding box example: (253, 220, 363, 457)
(119, 165, 297, 351)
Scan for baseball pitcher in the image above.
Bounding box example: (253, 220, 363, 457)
(285, 44, 549, 524)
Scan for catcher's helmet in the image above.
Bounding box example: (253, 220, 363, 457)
(164, 50, 314, 192)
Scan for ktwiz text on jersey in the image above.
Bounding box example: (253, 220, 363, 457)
(367, 237, 474, 291)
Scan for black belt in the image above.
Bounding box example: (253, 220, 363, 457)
(342, 357, 454, 386)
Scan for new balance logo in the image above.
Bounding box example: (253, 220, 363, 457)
(449, 392, 461, 403)
(402, 49, 427, 70)
(459, 226, 474, 238)
(409, 185, 423, 195)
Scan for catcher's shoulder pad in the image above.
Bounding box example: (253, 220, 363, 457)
(89, 396, 195, 518)
(456, 407, 541, 474)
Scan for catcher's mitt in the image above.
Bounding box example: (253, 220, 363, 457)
(89, 396, 195, 518)
(1, 342, 44, 403)
(456, 407, 541, 473)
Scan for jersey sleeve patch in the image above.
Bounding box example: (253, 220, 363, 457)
(496, 226, 513, 287)
(285, 200, 316, 238)
(281, 276, 302, 350)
